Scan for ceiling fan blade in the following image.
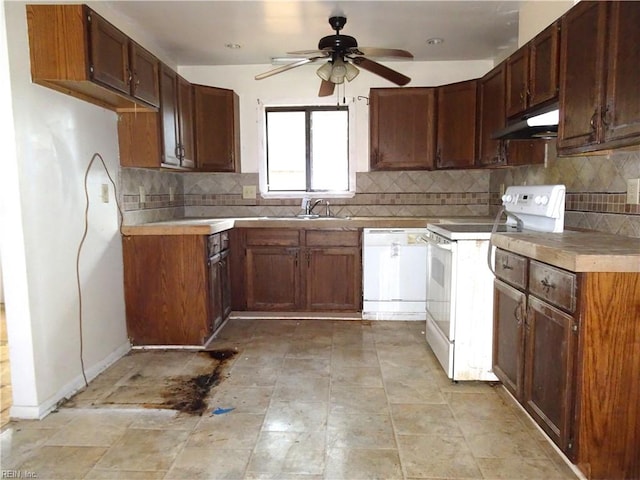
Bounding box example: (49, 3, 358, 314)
(355, 47, 414, 59)
(318, 80, 335, 97)
(255, 57, 320, 80)
(351, 57, 411, 86)
(287, 49, 331, 56)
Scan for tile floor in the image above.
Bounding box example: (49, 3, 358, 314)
(0, 319, 580, 479)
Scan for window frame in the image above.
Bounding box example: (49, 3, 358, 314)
(258, 100, 356, 199)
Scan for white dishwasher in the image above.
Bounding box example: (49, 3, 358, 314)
(362, 228, 428, 320)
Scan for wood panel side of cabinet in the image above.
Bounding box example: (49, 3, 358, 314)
(122, 235, 209, 345)
(117, 112, 161, 167)
(576, 272, 640, 480)
(26, 4, 89, 83)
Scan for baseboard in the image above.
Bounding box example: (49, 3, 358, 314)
(9, 341, 131, 420)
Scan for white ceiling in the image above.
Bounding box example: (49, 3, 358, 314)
(100, 1, 522, 66)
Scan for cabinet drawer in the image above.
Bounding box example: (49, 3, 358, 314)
(495, 248, 528, 289)
(305, 230, 360, 247)
(207, 233, 221, 256)
(529, 260, 577, 313)
(245, 228, 300, 247)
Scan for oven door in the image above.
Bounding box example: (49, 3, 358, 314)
(424, 232, 457, 377)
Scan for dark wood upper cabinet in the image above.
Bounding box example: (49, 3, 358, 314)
(506, 21, 560, 119)
(477, 64, 507, 167)
(369, 87, 436, 170)
(557, 1, 608, 152)
(436, 79, 477, 169)
(130, 43, 161, 107)
(159, 65, 194, 169)
(88, 12, 130, 96)
(26, 4, 159, 111)
(194, 85, 241, 172)
(558, 1, 640, 154)
(602, 2, 640, 146)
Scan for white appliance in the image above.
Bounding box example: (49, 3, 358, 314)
(424, 184, 566, 381)
(363, 228, 428, 320)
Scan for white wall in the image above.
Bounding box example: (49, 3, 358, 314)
(518, 1, 575, 46)
(180, 59, 493, 173)
(1, 1, 130, 418)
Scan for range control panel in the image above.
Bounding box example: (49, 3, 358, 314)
(502, 184, 566, 232)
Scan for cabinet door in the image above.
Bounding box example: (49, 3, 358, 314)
(436, 80, 477, 168)
(178, 76, 195, 168)
(505, 47, 529, 118)
(208, 253, 223, 334)
(130, 43, 159, 107)
(528, 22, 560, 110)
(88, 11, 130, 95)
(246, 247, 300, 310)
(477, 64, 506, 167)
(525, 295, 577, 456)
(305, 247, 361, 311)
(369, 87, 436, 170)
(557, 1, 608, 152)
(602, 2, 640, 145)
(194, 85, 240, 172)
(159, 65, 181, 167)
(493, 279, 526, 400)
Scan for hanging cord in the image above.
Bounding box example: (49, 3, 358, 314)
(486, 206, 505, 276)
(76, 153, 124, 387)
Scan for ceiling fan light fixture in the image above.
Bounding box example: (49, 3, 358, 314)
(316, 61, 333, 81)
(329, 57, 348, 84)
(344, 61, 359, 82)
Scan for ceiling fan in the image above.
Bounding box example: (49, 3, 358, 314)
(255, 16, 413, 97)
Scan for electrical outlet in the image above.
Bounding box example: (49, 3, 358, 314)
(627, 178, 640, 205)
(169, 186, 175, 202)
(242, 185, 257, 199)
(101, 184, 109, 203)
(139, 186, 146, 203)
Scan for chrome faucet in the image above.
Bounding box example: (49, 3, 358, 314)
(308, 199, 324, 215)
(301, 197, 331, 217)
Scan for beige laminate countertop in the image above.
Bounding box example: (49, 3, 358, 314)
(491, 231, 640, 273)
(121, 216, 494, 236)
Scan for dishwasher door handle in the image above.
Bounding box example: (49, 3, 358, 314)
(422, 235, 453, 251)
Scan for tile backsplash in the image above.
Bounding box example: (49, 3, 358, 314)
(121, 146, 640, 238)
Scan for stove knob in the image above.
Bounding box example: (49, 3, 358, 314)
(534, 195, 549, 205)
(502, 194, 513, 203)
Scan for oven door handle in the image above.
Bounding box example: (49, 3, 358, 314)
(420, 235, 453, 251)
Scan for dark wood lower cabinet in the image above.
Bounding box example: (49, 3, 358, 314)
(122, 232, 231, 345)
(524, 295, 577, 454)
(493, 248, 640, 479)
(239, 228, 362, 312)
(492, 279, 526, 399)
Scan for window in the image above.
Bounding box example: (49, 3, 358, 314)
(265, 106, 349, 193)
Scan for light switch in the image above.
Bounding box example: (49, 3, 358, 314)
(627, 178, 640, 205)
(243, 185, 257, 199)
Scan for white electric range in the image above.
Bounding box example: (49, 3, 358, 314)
(424, 185, 566, 381)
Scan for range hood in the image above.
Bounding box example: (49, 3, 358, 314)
(492, 107, 559, 140)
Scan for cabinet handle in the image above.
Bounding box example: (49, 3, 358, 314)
(501, 262, 513, 270)
(175, 145, 181, 159)
(514, 300, 524, 325)
(436, 148, 442, 166)
(601, 104, 611, 127)
(540, 277, 555, 290)
(126, 68, 133, 86)
(589, 109, 598, 131)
